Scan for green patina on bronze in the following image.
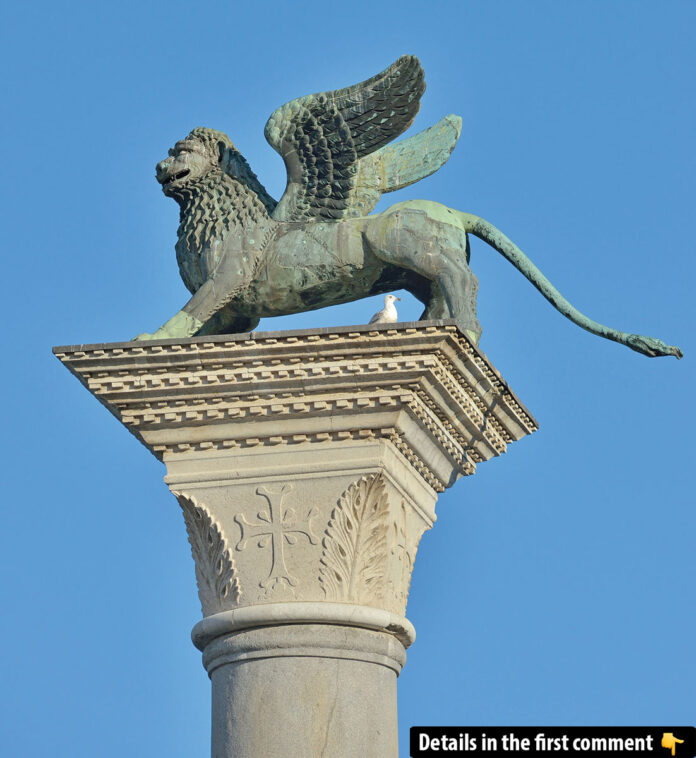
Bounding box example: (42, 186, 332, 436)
(135, 56, 682, 359)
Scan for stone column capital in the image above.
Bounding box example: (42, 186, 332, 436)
(55, 320, 536, 619)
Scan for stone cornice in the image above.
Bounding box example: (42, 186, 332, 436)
(54, 321, 537, 492)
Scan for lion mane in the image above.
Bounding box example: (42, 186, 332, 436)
(170, 128, 276, 294)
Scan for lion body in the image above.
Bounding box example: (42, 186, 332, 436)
(157, 141, 481, 339)
(137, 127, 681, 359)
(179, 201, 480, 338)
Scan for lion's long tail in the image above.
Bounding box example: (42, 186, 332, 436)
(455, 212, 682, 359)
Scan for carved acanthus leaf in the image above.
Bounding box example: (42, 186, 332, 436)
(319, 474, 389, 603)
(174, 492, 241, 616)
(388, 501, 424, 614)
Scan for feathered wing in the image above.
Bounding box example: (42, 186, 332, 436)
(265, 55, 427, 222)
(350, 114, 462, 217)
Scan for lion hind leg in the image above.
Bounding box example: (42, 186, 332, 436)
(366, 208, 482, 342)
(419, 281, 450, 321)
(421, 267, 482, 343)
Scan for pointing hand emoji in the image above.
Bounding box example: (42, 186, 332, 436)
(662, 733, 685, 756)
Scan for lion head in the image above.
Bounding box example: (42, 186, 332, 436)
(156, 127, 232, 198)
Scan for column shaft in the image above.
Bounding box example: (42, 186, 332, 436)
(203, 623, 405, 758)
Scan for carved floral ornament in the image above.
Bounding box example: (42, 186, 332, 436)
(319, 475, 390, 603)
(173, 473, 423, 617)
(174, 492, 241, 616)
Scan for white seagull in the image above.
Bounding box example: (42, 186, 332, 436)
(369, 294, 401, 324)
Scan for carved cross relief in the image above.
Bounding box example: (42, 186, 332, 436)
(234, 484, 319, 592)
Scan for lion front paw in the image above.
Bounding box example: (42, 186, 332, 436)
(132, 332, 155, 341)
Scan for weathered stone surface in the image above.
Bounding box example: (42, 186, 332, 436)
(54, 321, 536, 757)
(205, 623, 403, 758)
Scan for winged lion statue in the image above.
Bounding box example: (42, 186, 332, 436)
(135, 56, 681, 359)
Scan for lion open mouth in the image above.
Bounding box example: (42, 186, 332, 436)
(161, 169, 191, 187)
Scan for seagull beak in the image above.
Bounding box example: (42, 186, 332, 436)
(395, 297, 401, 301)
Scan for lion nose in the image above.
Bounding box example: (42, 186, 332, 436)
(155, 159, 170, 182)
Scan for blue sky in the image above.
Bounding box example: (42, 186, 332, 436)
(2, 2, 694, 756)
